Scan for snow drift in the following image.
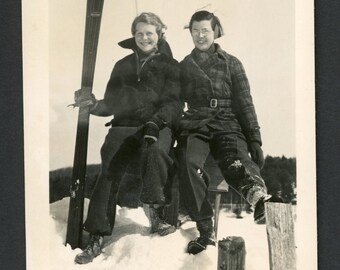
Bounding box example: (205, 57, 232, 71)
(50, 198, 277, 270)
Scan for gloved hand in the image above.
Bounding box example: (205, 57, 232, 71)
(69, 89, 97, 108)
(249, 142, 265, 169)
(143, 121, 160, 145)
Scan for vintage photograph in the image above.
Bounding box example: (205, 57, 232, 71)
(24, 0, 316, 269)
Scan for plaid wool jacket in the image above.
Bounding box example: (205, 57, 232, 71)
(179, 43, 262, 145)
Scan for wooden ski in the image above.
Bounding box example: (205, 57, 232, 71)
(66, 0, 104, 249)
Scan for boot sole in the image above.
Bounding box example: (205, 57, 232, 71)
(187, 241, 206, 255)
(74, 251, 101, 264)
(75, 255, 95, 264)
(254, 215, 266, 225)
(158, 226, 176, 236)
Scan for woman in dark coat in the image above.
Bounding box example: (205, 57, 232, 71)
(74, 12, 182, 264)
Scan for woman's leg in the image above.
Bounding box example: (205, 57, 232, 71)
(139, 127, 173, 205)
(83, 127, 140, 235)
(177, 135, 213, 222)
(212, 132, 268, 207)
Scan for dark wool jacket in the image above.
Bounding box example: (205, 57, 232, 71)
(179, 43, 262, 145)
(91, 38, 182, 129)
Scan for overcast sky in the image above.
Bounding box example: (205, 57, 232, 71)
(49, 0, 295, 170)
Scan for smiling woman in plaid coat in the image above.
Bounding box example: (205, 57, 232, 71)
(177, 10, 282, 255)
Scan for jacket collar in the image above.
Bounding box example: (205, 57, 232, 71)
(215, 43, 228, 60)
(118, 37, 173, 58)
(190, 43, 228, 61)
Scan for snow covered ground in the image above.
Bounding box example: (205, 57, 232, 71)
(50, 198, 285, 270)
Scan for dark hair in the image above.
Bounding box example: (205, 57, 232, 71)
(131, 12, 167, 38)
(189, 10, 224, 38)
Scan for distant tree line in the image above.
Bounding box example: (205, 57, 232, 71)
(49, 164, 142, 208)
(49, 165, 100, 204)
(261, 155, 296, 203)
(50, 155, 296, 207)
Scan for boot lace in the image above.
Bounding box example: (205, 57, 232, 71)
(84, 235, 101, 253)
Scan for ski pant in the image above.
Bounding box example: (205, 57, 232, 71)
(178, 131, 267, 222)
(83, 126, 173, 236)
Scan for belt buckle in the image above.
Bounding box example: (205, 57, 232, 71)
(210, 99, 217, 108)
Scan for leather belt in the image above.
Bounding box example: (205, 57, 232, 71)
(188, 98, 231, 108)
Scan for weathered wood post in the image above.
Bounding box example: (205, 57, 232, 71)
(218, 236, 246, 270)
(265, 202, 296, 270)
(214, 192, 222, 237)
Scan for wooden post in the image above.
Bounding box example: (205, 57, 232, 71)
(214, 193, 222, 238)
(218, 236, 246, 270)
(265, 203, 296, 270)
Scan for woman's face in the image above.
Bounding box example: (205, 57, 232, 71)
(191, 20, 214, 51)
(134, 22, 159, 54)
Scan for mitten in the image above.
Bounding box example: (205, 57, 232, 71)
(249, 142, 265, 169)
(70, 89, 97, 108)
(143, 121, 160, 145)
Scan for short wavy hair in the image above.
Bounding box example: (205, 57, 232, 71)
(131, 12, 167, 38)
(189, 10, 224, 38)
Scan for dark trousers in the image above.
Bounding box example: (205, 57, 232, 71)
(178, 131, 267, 221)
(83, 126, 173, 236)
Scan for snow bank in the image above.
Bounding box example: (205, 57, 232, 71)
(50, 198, 271, 269)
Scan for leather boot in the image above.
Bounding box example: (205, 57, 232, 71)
(187, 218, 216, 255)
(74, 234, 103, 264)
(144, 204, 176, 236)
(254, 195, 284, 224)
